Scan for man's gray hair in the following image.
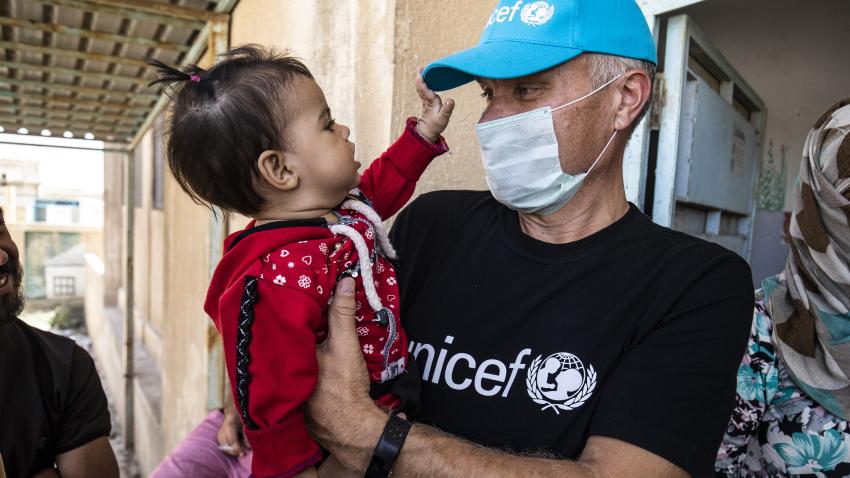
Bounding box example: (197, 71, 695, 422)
(585, 53, 656, 127)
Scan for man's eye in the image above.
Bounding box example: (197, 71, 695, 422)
(480, 90, 492, 99)
(517, 86, 540, 96)
(325, 119, 336, 131)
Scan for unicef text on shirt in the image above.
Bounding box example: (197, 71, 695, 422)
(486, 1, 556, 27)
(409, 335, 532, 398)
(409, 335, 597, 415)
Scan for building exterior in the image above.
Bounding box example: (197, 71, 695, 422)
(1, 150, 103, 301)
(44, 243, 86, 299)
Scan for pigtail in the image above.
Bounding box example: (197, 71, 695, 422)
(144, 57, 210, 90)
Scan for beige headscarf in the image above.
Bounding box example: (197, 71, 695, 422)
(767, 98, 850, 418)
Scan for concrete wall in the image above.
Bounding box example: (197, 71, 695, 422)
(157, 148, 216, 459)
(230, 0, 493, 202)
(683, 0, 850, 284)
(392, 1, 492, 194)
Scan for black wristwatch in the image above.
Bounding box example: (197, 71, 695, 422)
(364, 413, 412, 477)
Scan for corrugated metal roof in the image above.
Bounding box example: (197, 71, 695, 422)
(0, 0, 238, 144)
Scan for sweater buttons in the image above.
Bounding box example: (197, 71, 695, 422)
(373, 309, 390, 327)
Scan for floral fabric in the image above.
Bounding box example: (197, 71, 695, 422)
(716, 294, 850, 477)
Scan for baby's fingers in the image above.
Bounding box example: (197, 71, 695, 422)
(437, 98, 455, 126)
(415, 68, 439, 103)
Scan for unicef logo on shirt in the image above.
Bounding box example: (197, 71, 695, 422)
(520, 1, 555, 26)
(526, 352, 596, 414)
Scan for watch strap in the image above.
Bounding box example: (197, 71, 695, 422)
(364, 414, 412, 477)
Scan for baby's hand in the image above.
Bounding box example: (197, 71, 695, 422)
(415, 68, 454, 143)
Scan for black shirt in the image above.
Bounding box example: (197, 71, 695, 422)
(390, 191, 754, 477)
(0, 319, 111, 478)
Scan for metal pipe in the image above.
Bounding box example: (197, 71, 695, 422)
(123, 149, 135, 468)
(0, 140, 127, 152)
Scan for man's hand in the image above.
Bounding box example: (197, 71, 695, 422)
(217, 400, 247, 457)
(415, 68, 455, 143)
(305, 278, 386, 473)
(318, 455, 361, 478)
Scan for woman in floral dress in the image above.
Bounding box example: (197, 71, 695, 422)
(715, 99, 850, 477)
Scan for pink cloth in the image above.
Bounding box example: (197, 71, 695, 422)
(149, 410, 252, 478)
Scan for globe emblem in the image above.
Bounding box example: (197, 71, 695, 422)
(521, 1, 555, 26)
(535, 352, 586, 401)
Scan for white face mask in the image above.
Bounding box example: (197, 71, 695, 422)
(476, 74, 622, 215)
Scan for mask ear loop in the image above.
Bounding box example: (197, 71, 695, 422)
(585, 130, 618, 176)
(552, 73, 625, 112)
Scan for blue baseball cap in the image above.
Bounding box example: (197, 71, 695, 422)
(423, 0, 657, 91)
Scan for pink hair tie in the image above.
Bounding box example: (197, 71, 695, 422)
(189, 74, 201, 83)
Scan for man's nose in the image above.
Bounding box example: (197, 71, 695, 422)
(478, 100, 516, 124)
(0, 248, 8, 267)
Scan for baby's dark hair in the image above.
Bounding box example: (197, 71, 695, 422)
(145, 45, 313, 215)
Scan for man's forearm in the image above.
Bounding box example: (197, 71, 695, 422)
(393, 423, 597, 478)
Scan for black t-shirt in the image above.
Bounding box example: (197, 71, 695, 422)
(0, 319, 111, 478)
(390, 191, 754, 477)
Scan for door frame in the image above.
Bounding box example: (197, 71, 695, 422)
(624, 0, 711, 208)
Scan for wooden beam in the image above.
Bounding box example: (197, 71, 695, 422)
(0, 139, 128, 151)
(0, 77, 157, 100)
(0, 116, 135, 134)
(0, 105, 144, 126)
(0, 90, 151, 113)
(87, 0, 226, 22)
(0, 116, 134, 137)
(0, 41, 150, 69)
(0, 17, 191, 52)
(0, 114, 141, 131)
(1, 60, 152, 86)
(43, 0, 206, 31)
(0, 105, 145, 124)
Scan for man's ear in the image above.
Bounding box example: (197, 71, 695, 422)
(613, 69, 652, 132)
(257, 150, 298, 191)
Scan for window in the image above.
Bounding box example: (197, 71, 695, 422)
(52, 276, 76, 297)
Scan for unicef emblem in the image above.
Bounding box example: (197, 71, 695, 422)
(526, 352, 596, 414)
(520, 1, 555, 26)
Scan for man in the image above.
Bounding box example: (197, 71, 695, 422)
(0, 206, 118, 478)
(306, 1, 754, 477)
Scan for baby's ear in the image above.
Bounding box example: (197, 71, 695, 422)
(257, 150, 298, 191)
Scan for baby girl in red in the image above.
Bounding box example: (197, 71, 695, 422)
(147, 46, 453, 478)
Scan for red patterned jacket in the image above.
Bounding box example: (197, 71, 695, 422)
(204, 119, 447, 478)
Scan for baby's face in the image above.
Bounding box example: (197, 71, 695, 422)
(285, 77, 360, 208)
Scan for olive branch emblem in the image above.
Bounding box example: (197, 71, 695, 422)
(526, 354, 597, 415)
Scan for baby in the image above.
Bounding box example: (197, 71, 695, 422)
(146, 45, 453, 478)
